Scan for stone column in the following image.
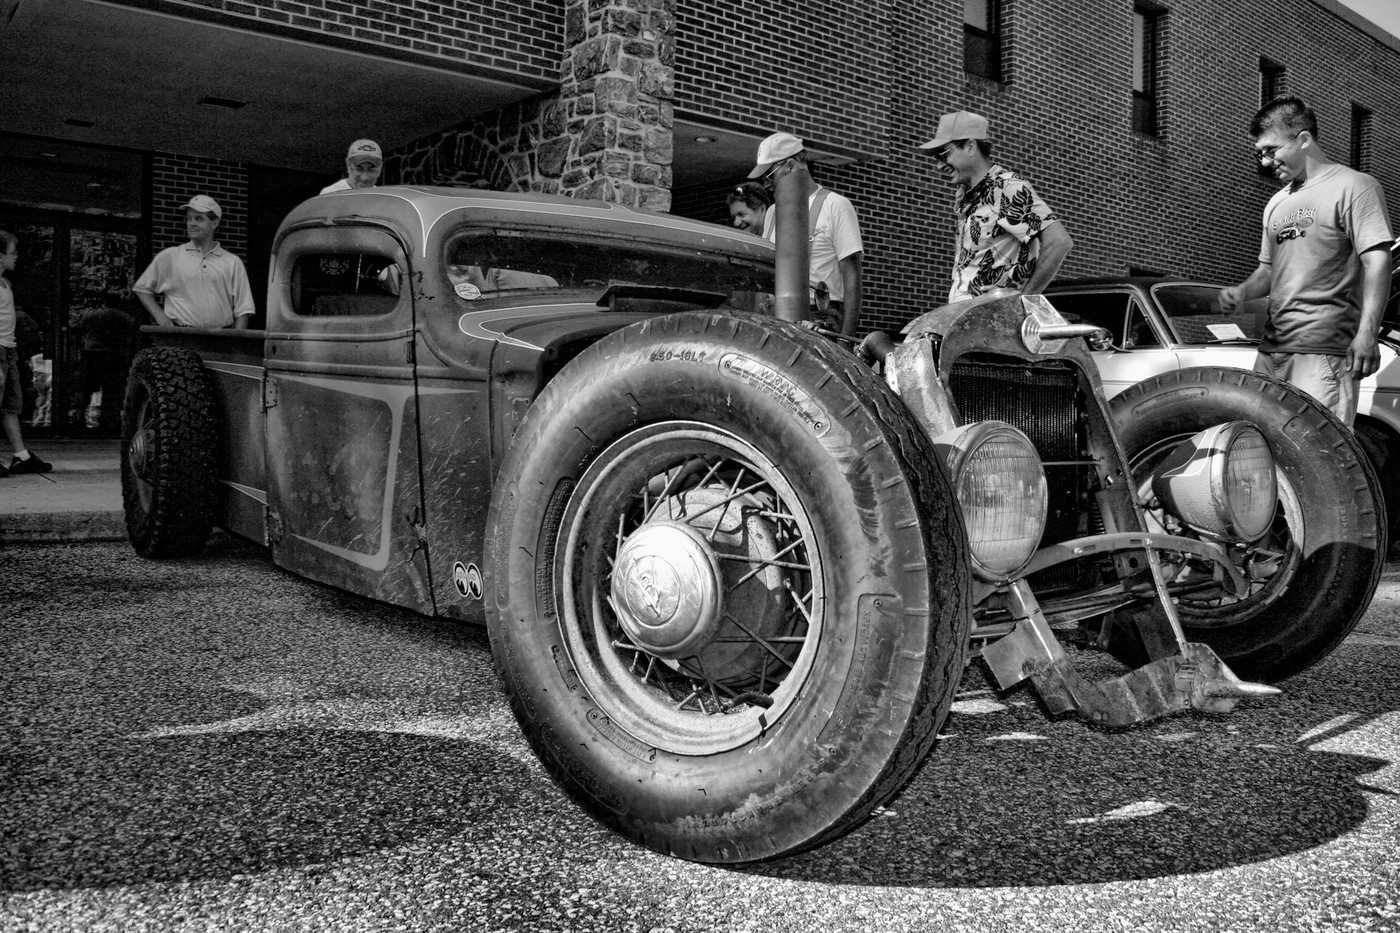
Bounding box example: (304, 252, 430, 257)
(550, 0, 675, 212)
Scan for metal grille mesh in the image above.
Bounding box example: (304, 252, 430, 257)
(948, 356, 1093, 591)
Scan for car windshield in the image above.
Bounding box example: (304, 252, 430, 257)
(1151, 283, 1266, 345)
(443, 231, 775, 310)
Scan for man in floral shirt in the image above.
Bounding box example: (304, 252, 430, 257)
(920, 111, 1073, 302)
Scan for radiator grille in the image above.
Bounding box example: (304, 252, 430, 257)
(948, 356, 1095, 590)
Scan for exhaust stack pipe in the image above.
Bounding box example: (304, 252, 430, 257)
(772, 167, 810, 325)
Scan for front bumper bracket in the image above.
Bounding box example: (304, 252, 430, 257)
(980, 580, 1280, 727)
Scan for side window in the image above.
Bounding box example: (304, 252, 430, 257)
(445, 235, 560, 298)
(964, 0, 1001, 81)
(1047, 292, 1132, 345)
(289, 253, 402, 317)
(1125, 302, 1160, 348)
(1132, 5, 1163, 136)
(440, 231, 775, 308)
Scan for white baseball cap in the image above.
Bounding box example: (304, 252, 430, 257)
(918, 111, 990, 150)
(749, 132, 805, 179)
(185, 195, 222, 219)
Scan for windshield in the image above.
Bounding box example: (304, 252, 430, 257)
(1151, 283, 1266, 345)
(442, 230, 775, 309)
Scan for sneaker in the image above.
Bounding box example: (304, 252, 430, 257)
(0, 461, 8, 478)
(9, 452, 53, 475)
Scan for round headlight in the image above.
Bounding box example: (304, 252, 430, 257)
(1151, 421, 1277, 542)
(934, 421, 1049, 581)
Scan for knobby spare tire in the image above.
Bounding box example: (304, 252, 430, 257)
(485, 312, 971, 863)
(1110, 367, 1385, 682)
(121, 347, 219, 558)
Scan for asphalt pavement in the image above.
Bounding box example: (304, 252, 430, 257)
(3, 536, 1400, 933)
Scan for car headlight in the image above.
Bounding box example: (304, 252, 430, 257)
(934, 421, 1048, 581)
(1151, 421, 1277, 542)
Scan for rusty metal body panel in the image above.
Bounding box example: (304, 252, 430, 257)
(149, 186, 776, 621)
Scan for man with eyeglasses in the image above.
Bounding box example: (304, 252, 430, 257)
(920, 110, 1073, 304)
(749, 132, 864, 337)
(1220, 97, 1392, 427)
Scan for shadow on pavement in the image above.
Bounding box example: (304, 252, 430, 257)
(750, 645, 1397, 887)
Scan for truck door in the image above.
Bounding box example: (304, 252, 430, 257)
(262, 224, 433, 614)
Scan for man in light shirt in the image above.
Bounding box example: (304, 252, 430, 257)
(750, 132, 864, 337)
(134, 196, 255, 329)
(321, 139, 384, 194)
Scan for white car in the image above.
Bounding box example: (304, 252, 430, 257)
(1048, 243, 1400, 539)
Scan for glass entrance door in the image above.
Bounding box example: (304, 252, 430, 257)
(0, 134, 144, 438)
(64, 228, 140, 435)
(0, 218, 140, 437)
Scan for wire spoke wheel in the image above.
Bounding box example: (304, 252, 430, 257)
(561, 424, 821, 754)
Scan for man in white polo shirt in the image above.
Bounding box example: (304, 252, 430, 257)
(134, 195, 255, 329)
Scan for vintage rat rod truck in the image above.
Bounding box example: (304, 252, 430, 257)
(122, 184, 1384, 864)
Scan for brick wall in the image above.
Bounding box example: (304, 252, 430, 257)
(674, 0, 893, 160)
(150, 154, 250, 257)
(134, 0, 1400, 338)
(117, 0, 561, 79)
(670, 0, 1400, 335)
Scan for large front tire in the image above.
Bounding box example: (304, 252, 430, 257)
(1110, 367, 1385, 681)
(485, 313, 971, 863)
(121, 347, 218, 558)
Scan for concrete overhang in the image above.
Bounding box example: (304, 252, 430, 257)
(0, 0, 547, 172)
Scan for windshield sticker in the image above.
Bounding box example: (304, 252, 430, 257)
(455, 282, 482, 300)
(1206, 323, 1248, 341)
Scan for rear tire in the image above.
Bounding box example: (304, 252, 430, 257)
(121, 347, 218, 558)
(1354, 421, 1400, 549)
(485, 312, 971, 863)
(1109, 367, 1385, 681)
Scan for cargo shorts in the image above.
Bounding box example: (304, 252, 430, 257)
(1254, 351, 1357, 427)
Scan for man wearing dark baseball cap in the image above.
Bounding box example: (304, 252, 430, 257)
(321, 138, 384, 194)
(750, 131, 865, 336)
(921, 110, 1072, 302)
(134, 195, 255, 329)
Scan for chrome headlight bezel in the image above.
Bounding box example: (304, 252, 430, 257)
(935, 421, 1049, 581)
(1150, 421, 1277, 543)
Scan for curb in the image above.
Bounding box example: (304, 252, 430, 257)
(0, 511, 127, 545)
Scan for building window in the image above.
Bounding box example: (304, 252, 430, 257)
(1257, 60, 1287, 175)
(1260, 58, 1285, 104)
(965, 0, 1001, 81)
(1133, 6, 1161, 136)
(1351, 103, 1373, 172)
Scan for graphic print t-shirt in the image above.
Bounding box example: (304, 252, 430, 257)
(1258, 163, 1393, 354)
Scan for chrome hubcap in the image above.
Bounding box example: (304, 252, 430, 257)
(611, 521, 723, 659)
